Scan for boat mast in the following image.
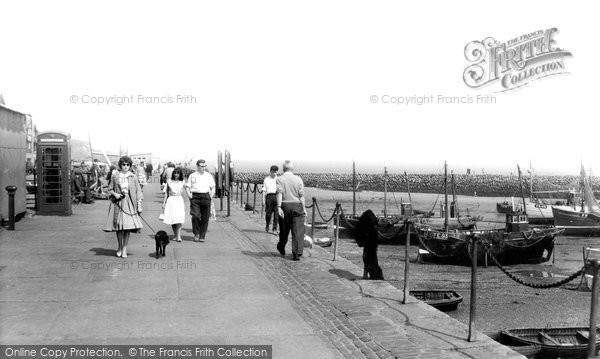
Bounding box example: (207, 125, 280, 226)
(352, 161, 356, 217)
(444, 161, 448, 232)
(518, 164, 527, 215)
(529, 162, 533, 201)
(451, 170, 459, 218)
(383, 166, 388, 218)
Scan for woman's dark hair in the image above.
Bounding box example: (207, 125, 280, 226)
(118, 156, 133, 168)
(171, 167, 184, 181)
(106, 165, 117, 181)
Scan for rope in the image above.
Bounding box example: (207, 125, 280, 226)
(249, 183, 258, 194)
(486, 248, 585, 289)
(315, 200, 338, 223)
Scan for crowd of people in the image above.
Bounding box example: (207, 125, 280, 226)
(234, 172, 588, 197)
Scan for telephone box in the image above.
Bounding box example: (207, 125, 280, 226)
(36, 131, 72, 215)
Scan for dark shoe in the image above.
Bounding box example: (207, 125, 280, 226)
(297, 253, 303, 257)
(277, 243, 285, 256)
(292, 253, 299, 261)
(265, 225, 269, 233)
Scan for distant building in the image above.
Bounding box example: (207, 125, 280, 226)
(0, 102, 28, 222)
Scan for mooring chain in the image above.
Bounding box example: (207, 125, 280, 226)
(484, 245, 585, 289)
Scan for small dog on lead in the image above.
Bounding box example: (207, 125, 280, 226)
(155, 230, 169, 259)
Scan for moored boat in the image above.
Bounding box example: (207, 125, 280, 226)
(415, 165, 563, 265)
(501, 327, 600, 358)
(496, 200, 514, 214)
(409, 290, 463, 311)
(552, 165, 600, 235)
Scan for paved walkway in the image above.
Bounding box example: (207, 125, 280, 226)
(0, 181, 522, 358)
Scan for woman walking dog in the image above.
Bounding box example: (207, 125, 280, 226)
(162, 167, 186, 242)
(103, 156, 144, 258)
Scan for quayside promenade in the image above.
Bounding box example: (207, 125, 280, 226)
(0, 181, 522, 358)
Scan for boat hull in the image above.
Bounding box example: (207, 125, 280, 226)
(409, 290, 463, 311)
(501, 327, 600, 358)
(414, 225, 559, 266)
(339, 215, 417, 244)
(552, 206, 600, 235)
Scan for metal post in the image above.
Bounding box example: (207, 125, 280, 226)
(252, 184, 257, 214)
(225, 150, 230, 217)
(352, 161, 356, 217)
(333, 203, 340, 261)
(311, 197, 316, 240)
(468, 234, 478, 342)
(5, 186, 17, 230)
(403, 222, 411, 304)
(218, 151, 223, 211)
(246, 182, 250, 207)
(588, 259, 600, 358)
(260, 185, 264, 218)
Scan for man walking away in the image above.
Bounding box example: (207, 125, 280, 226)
(185, 159, 216, 242)
(263, 165, 279, 233)
(276, 160, 306, 261)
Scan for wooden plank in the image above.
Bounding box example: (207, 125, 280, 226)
(538, 331, 562, 345)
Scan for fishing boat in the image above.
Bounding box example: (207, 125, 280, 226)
(501, 327, 600, 358)
(496, 200, 514, 214)
(409, 290, 463, 311)
(415, 165, 563, 265)
(339, 165, 414, 243)
(552, 165, 600, 235)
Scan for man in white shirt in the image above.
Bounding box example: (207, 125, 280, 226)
(262, 165, 279, 233)
(185, 159, 216, 242)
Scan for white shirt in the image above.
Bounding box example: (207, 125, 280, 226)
(186, 171, 216, 193)
(263, 176, 277, 195)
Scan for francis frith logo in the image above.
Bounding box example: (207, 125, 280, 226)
(463, 28, 571, 92)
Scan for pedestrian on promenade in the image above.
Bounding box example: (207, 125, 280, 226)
(145, 162, 153, 181)
(276, 160, 306, 261)
(263, 165, 279, 233)
(162, 167, 186, 242)
(160, 163, 174, 189)
(103, 156, 143, 258)
(185, 159, 215, 242)
(135, 162, 147, 189)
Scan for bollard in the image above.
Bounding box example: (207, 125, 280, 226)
(403, 222, 411, 304)
(311, 197, 316, 240)
(235, 182, 239, 203)
(252, 184, 257, 214)
(227, 183, 231, 217)
(260, 185, 264, 219)
(588, 259, 600, 358)
(333, 203, 340, 261)
(246, 182, 250, 208)
(5, 186, 17, 230)
(468, 234, 478, 342)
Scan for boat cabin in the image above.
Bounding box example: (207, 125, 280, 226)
(506, 212, 530, 232)
(401, 202, 412, 216)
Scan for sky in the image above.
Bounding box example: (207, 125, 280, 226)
(1, 1, 598, 175)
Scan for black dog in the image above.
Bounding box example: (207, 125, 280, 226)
(356, 210, 384, 280)
(155, 230, 169, 259)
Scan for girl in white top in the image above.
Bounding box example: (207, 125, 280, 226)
(162, 167, 186, 242)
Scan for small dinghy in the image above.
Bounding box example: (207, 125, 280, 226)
(501, 327, 600, 358)
(313, 237, 333, 247)
(409, 290, 463, 311)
